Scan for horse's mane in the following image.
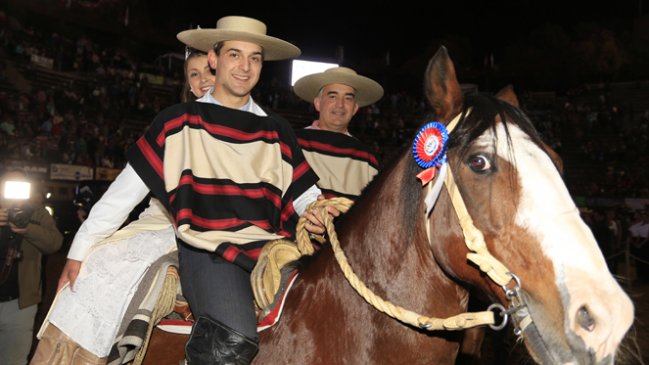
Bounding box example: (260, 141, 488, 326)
(448, 92, 545, 157)
(338, 91, 547, 244)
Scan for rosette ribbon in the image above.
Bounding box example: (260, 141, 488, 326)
(412, 121, 449, 185)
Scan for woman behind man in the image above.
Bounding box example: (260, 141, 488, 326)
(182, 47, 214, 102)
(30, 49, 216, 365)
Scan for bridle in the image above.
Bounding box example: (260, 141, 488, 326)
(422, 109, 555, 363)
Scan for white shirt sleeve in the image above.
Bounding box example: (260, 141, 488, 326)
(293, 184, 321, 216)
(67, 163, 151, 261)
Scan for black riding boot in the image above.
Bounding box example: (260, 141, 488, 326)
(185, 316, 259, 365)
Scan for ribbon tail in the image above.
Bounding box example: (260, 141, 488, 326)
(417, 167, 438, 186)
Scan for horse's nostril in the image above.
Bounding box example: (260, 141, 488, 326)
(577, 305, 595, 332)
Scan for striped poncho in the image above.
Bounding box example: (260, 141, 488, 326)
(127, 102, 318, 271)
(296, 128, 379, 200)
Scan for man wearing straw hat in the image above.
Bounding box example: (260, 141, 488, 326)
(53, 15, 337, 365)
(293, 67, 383, 199)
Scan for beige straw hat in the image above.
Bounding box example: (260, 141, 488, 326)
(177, 15, 300, 61)
(293, 67, 384, 107)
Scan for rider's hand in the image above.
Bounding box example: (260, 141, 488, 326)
(302, 195, 341, 235)
(57, 259, 83, 292)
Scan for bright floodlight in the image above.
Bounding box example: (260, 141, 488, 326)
(4, 181, 31, 200)
(291, 60, 339, 86)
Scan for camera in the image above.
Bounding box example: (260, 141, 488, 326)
(7, 206, 34, 228)
(3, 179, 33, 229)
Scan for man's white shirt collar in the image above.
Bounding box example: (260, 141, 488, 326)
(197, 87, 267, 117)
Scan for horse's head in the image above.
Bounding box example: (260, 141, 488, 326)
(422, 46, 633, 364)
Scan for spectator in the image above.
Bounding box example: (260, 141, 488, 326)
(0, 170, 63, 365)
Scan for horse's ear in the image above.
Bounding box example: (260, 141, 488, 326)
(424, 46, 463, 123)
(495, 84, 520, 107)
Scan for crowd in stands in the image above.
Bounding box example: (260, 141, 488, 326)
(0, 14, 176, 169)
(561, 85, 649, 199)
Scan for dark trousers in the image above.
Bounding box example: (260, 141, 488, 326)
(177, 242, 259, 341)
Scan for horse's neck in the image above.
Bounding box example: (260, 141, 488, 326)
(339, 155, 415, 265)
(338, 154, 462, 295)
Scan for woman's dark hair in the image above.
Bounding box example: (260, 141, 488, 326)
(181, 47, 209, 102)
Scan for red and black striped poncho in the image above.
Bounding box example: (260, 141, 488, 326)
(296, 128, 379, 200)
(127, 102, 319, 270)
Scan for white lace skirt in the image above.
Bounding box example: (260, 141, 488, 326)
(48, 227, 177, 357)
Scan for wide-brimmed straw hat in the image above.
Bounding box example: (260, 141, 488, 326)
(293, 67, 384, 107)
(177, 16, 300, 61)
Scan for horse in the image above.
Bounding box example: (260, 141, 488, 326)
(251, 46, 634, 364)
(144, 46, 634, 364)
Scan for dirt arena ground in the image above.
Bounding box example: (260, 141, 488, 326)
(623, 282, 649, 365)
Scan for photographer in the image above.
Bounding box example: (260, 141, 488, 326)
(0, 170, 63, 365)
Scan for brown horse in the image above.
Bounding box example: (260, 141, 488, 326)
(251, 47, 634, 364)
(144, 46, 634, 364)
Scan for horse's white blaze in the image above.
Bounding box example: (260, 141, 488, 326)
(493, 123, 633, 360)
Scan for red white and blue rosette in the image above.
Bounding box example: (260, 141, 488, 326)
(412, 121, 449, 169)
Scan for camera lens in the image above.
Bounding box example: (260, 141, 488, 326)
(8, 208, 32, 228)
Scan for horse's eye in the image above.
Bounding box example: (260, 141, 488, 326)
(467, 154, 492, 173)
